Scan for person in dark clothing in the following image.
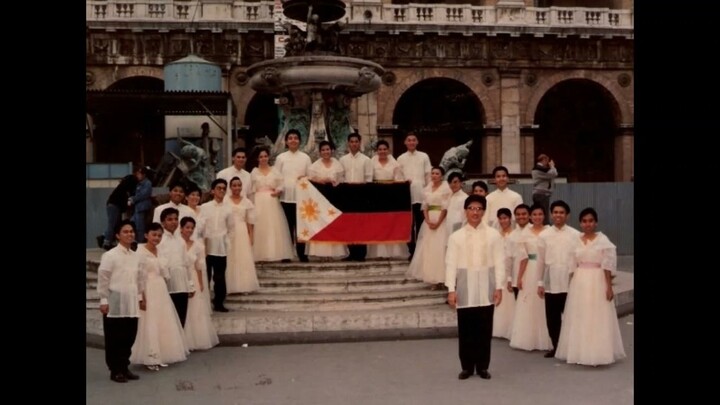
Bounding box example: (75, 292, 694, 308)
(102, 173, 138, 250)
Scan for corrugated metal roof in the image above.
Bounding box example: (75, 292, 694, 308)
(86, 89, 235, 116)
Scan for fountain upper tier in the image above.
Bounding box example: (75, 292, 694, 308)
(247, 56, 384, 97)
(283, 0, 347, 23)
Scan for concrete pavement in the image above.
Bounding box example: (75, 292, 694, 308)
(86, 314, 634, 405)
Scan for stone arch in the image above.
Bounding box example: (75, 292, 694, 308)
(103, 66, 164, 90)
(378, 68, 499, 127)
(523, 70, 632, 126)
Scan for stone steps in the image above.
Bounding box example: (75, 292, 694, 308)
(87, 272, 427, 293)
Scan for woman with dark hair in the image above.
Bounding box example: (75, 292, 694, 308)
(492, 208, 516, 339)
(226, 176, 260, 293)
(367, 140, 408, 259)
(250, 147, 294, 262)
(509, 204, 553, 352)
(554, 208, 626, 366)
(407, 166, 452, 289)
(306, 140, 348, 260)
(184, 182, 206, 241)
(130, 222, 189, 371)
(180, 216, 219, 351)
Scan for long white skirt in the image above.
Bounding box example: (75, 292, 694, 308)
(406, 210, 447, 284)
(492, 288, 516, 339)
(555, 267, 626, 365)
(252, 191, 294, 262)
(130, 275, 189, 365)
(227, 222, 260, 294)
(184, 268, 219, 351)
(509, 259, 553, 351)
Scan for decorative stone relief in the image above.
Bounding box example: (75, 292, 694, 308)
(119, 38, 135, 56)
(224, 40, 237, 55)
(482, 72, 495, 87)
(93, 39, 110, 55)
(171, 39, 189, 55)
(144, 39, 160, 56)
(524, 72, 537, 86)
(86, 71, 95, 86)
(617, 73, 631, 87)
(235, 71, 249, 86)
(382, 71, 396, 86)
(261, 67, 281, 86)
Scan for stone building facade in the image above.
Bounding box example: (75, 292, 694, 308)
(86, 0, 633, 182)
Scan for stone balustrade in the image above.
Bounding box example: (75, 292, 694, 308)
(86, 0, 274, 22)
(87, 1, 633, 30)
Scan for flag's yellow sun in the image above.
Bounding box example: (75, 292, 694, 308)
(300, 199, 319, 222)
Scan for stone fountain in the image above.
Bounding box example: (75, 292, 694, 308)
(247, 0, 385, 158)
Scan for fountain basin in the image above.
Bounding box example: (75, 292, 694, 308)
(247, 56, 385, 97)
(282, 0, 347, 23)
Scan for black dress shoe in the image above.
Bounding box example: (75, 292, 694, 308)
(124, 370, 140, 380)
(544, 350, 556, 358)
(214, 306, 229, 312)
(477, 370, 492, 380)
(299, 257, 309, 263)
(110, 373, 128, 383)
(458, 370, 473, 380)
(281, 259, 291, 263)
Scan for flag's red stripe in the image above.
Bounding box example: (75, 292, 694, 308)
(311, 212, 411, 243)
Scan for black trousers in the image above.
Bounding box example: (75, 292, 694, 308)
(513, 287, 519, 300)
(407, 203, 424, 256)
(281, 202, 307, 260)
(348, 244, 367, 261)
(457, 305, 494, 373)
(206, 255, 227, 308)
(102, 315, 138, 375)
(170, 292, 189, 327)
(544, 292, 568, 350)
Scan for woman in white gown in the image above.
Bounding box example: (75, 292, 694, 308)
(367, 140, 409, 260)
(492, 208, 516, 340)
(509, 205, 553, 351)
(226, 177, 260, 293)
(184, 183, 206, 241)
(555, 207, 626, 366)
(250, 148, 294, 262)
(130, 223, 189, 370)
(406, 166, 452, 288)
(306, 140, 348, 260)
(180, 217, 219, 351)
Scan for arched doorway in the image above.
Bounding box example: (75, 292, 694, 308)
(244, 92, 281, 167)
(534, 79, 619, 182)
(392, 78, 485, 173)
(92, 76, 165, 168)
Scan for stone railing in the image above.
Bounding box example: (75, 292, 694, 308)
(348, 4, 632, 29)
(86, 0, 275, 22)
(87, 1, 632, 30)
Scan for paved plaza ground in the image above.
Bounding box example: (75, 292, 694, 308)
(86, 314, 634, 405)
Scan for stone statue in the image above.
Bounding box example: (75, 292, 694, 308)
(282, 22, 306, 56)
(321, 21, 344, 53)
(306, 6, 321, 51)
(440, 140, 473, 179)
(177, 137, 214, 192)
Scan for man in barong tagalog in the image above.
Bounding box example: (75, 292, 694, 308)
(445, 194, 505, 380)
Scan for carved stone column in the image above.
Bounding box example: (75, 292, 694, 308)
(499, 69, 522, 174)
(353, 92, 379, 151)
(615, 126, 634, 182)
(519, 125, 538, 174)
(482, 125, 502, 174)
